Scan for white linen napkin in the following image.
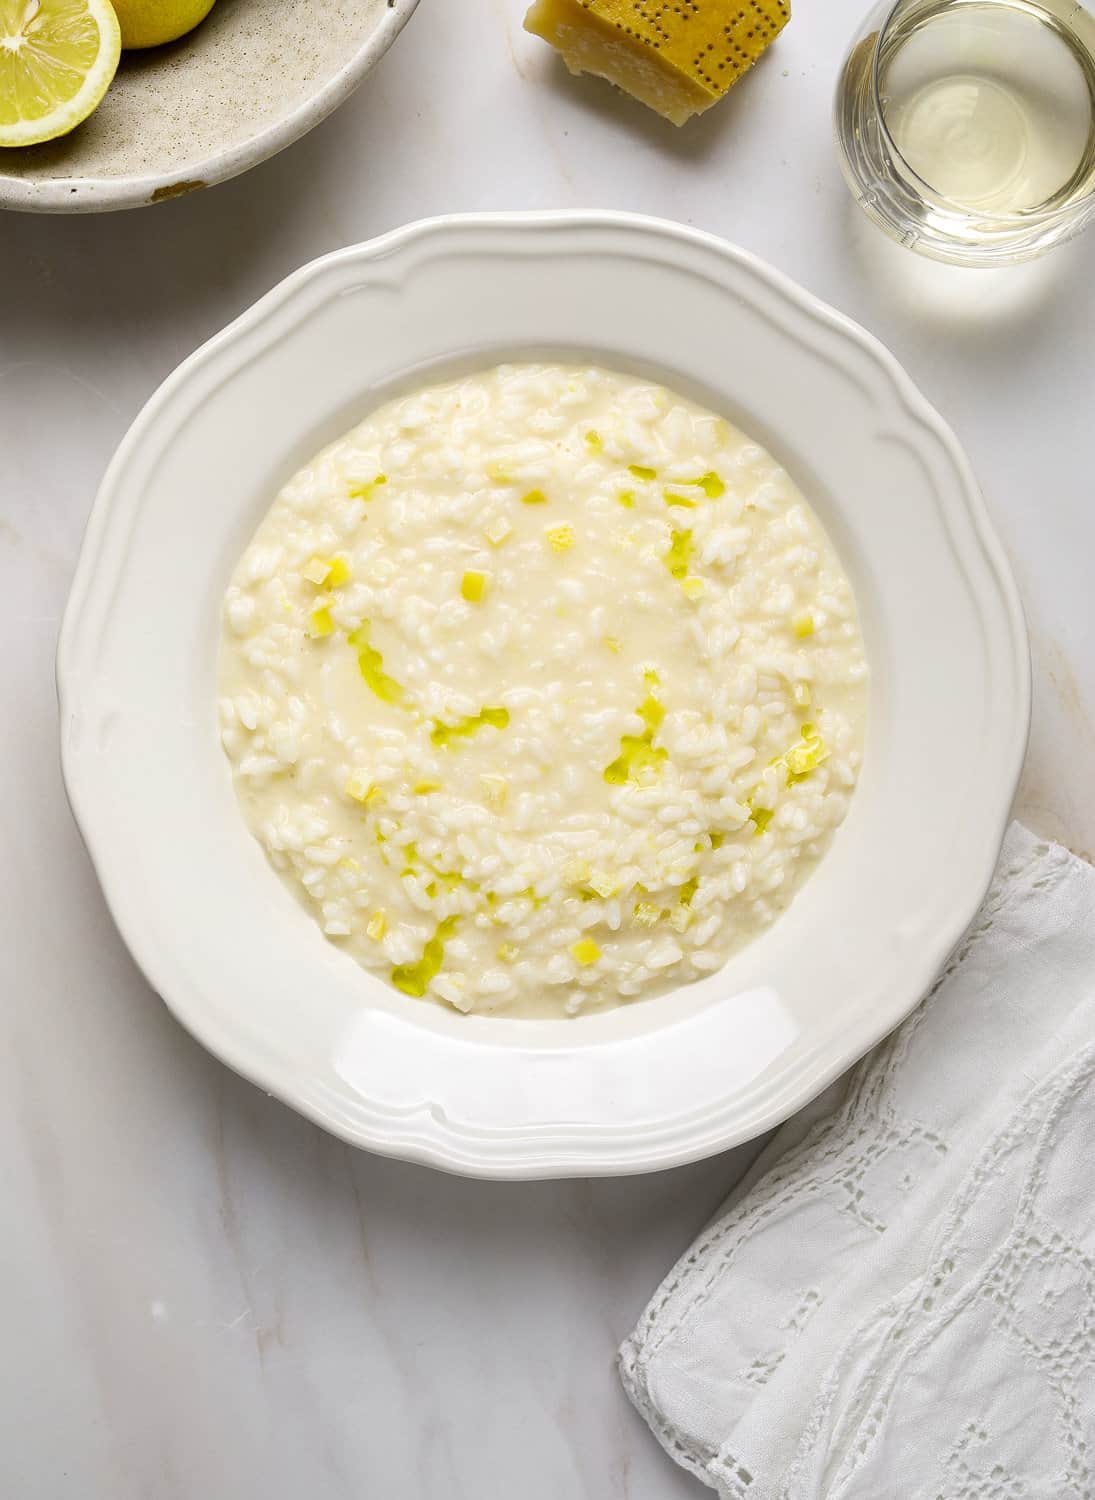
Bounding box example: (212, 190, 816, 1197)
(620, 824, 1095, 1500)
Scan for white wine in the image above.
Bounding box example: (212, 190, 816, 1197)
(880, 0, 1095, 213)
(835, 0, 1095, 263)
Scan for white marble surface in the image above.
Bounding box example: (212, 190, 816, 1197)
(2, 2, 1093, 1495)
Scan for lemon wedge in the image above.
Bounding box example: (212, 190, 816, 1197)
(0, 0, 120, 147)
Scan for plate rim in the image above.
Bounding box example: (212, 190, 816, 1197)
(0, 0, 419, 214)
(57, 210, 1031, 1177)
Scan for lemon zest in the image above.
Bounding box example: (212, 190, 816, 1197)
(461, 570, 488, 603)
(345, 771, 383, 804)
(546, 524, 575, 553)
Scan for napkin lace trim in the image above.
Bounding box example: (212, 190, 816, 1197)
(773, 1041, 1095, 1500)
(619, 834, 1072, 1493)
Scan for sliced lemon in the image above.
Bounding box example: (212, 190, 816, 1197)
(0, 0, 120, 148)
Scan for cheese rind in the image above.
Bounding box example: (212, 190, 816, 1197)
(524, 0, 791, 125)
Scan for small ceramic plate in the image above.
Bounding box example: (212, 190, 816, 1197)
(0, 0, 418, 213)
(58, 213, 1029, 1178)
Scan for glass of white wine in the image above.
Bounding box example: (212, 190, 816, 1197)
(835, 0, 1095, 264)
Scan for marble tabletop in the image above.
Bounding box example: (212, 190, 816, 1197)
(3, 1, 1093, 1495)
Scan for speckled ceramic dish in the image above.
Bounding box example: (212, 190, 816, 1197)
(0, 0, 419, 213)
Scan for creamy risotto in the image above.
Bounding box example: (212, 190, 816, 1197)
(218, 364, 867, 1018)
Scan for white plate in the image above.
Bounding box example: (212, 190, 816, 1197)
(58, 212, 1029, 1178)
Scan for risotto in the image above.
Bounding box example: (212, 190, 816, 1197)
(218, 364, 867, 1018)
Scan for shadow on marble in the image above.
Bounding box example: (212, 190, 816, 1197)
(0, 103, 386, 390)
(525, 47, 779, 164)
(841, 193, 1091, 345)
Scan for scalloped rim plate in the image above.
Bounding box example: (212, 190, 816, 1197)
(57, 213, 1030, 1178)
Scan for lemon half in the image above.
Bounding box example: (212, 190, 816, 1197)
(0, 0, 120, 147)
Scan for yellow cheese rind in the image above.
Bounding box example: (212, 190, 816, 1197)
(524, 0, 790, 125)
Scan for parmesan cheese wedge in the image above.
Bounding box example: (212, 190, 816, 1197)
(524, 0, 790, 125)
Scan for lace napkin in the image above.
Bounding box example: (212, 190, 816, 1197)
(620, 825, 1095, 1500)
